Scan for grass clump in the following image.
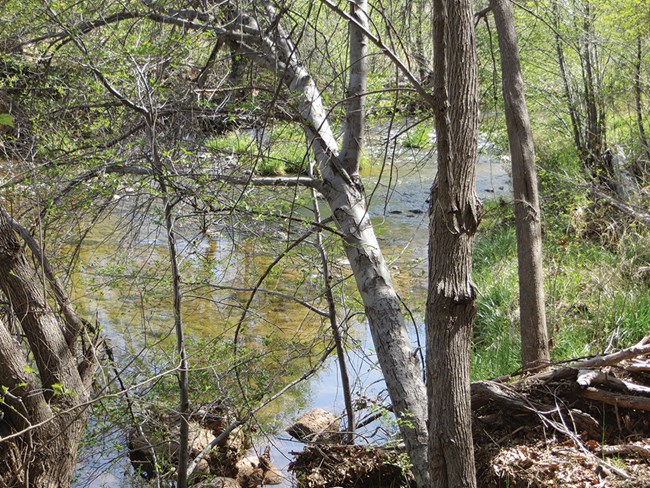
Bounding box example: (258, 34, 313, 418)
(402, 122, 432, 149)
(206, 123, 309, 175)
(205, 131, 256, 154)
(263, 123, 309, 175)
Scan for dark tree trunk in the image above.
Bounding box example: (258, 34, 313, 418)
(490, 0, 550, 369)
(427, 0, 481, 486)
(0, 203, 96, 487)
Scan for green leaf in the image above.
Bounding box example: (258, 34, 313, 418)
(0, 113, 14, 128)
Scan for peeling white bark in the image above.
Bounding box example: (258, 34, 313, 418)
(245, 4, 429, 484)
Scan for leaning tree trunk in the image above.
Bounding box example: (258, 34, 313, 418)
(240, 4, 430, 484)
(0, 203, 96, 487)
(490, 0, 550, 369)
(427, 0, 481, 486)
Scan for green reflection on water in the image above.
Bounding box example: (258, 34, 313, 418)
(70, 206, 335, 427)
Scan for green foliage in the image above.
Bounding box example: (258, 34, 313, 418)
(402, 122, 432, 149)
(3, 1, 649, 483)
(0, 113, 14, 127)
(206, 124, 309, 175)
(51, 382, 76, 397)
(536, 142, 590, 234)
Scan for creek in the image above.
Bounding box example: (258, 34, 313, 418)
(72, 125, 511, 487)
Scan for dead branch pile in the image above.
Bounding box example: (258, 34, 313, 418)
(292, 335, 650, 487)
(289, 444, 416, 488)
(473, 334, 650, 487)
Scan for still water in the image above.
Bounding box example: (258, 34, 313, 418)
(72, 132, 511, 487)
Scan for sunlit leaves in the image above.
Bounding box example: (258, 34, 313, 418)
(0, 114, 15, 127)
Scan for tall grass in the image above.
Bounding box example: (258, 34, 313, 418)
(471, 200, 521, 379)
(471, 149, 650, 380)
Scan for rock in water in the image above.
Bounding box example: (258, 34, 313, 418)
(236, 446, 283, 486)
(286, 408, 340, 443)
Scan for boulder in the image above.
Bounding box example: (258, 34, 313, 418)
(286, 408, 340, 443)
(236, 447, 284, 487)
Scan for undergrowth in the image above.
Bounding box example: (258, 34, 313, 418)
(471, 143, 650, 380)
(206, 123, 308, 175)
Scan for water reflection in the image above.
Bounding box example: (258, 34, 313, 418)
(71, 130, 510, 486)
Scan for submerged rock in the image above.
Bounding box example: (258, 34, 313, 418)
(127, 406, 247, 481)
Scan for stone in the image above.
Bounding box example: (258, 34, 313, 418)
(286, 408, 340, 443)
(236, 449, 284, 487)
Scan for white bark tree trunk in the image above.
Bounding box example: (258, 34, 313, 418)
(249, 4, 430, 484)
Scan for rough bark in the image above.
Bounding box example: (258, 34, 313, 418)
(427, 0, 480, 486)
(490, 0, 550, 369)
(341, 0, 368, 176)
(0, 203, 94, 487)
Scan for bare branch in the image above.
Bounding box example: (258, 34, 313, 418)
(319, 0, 435, 107)
(186, 339, 336, 479)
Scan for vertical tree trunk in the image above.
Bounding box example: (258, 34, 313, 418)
(490, 0, 550, 369)
(341, 0, 368, 175)
(0, 203, 94, 488)
(635, 36, 650, 160)
(404, 0, 431, 81)
(427, 0, 480, 486)
(552, 0, 585, 157)
(582, 0, 607, 173)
